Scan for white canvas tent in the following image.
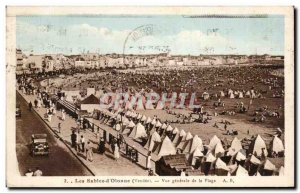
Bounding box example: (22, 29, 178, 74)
(232, 165, 249, 176)
(183, 135, 204, 153)
(213, 142, 225, 157)
(172, 129, 186, 145)
(166, 125, 173, 132)
(154, 136, 176, 157)
(191, 147, 204, 166)
(144, 131, 161, 151)
(172, 127, 179, 135)
(204, 152, 216, 163)
(270, 135, 284, 154)
(215, 158, 229, 171)
(227, 137, 243, 156)
(208, 135, 221, 150)
(128, 123, 147, 139)
(249, 154, 261, 165)
(249, 135, 268, 157)
(177, 132, 193, 150)
(263, 159, 276, 171)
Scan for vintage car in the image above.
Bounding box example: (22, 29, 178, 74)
(31, 134, 49, 156)
(16, 104, 21, 117)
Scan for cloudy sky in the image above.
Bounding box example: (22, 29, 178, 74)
(16, 15, 284, 55)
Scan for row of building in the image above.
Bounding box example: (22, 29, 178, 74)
(16, 49, 284, 73)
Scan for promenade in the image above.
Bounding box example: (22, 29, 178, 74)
(18, 90, 149, 176)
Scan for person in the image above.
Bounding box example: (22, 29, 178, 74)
(148, 169, 154, 176)
(58, 122, 61, 133)
(86, 141, 94, 162)
(98, 137, 106, 154)
(34, 99, 38, 108)
(25, 169, 33, 177)
(146, 151, 152, 170)
(80, 135, 85, 153)
(33, 167, 43, 176)
(48, 112, 52, 123)
(76, 134, 81, 152)
(180, 169, 186, 176)
(29, 101, 33, 111)
(71, 130, 77, 149)
(114, 143, 120, 161)
(61, 109, 65, 121)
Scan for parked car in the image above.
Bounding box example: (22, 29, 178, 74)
(31, 134, 49, 156)
(16, 104, 21, 117)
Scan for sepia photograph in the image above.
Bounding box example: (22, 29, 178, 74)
(6, 6, 295, 188)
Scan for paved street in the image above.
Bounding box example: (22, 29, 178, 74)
(16, 92, 92, 176)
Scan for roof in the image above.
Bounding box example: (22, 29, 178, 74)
(160, 154, 188, 169)
(80, 94, 100, 104)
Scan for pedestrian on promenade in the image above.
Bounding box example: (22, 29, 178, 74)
(98, 137, 105, 154)
(146, 151, 152, 171)
(114, 143, 120, 161)
(80, 135, 85, 153)
(33, 167, 43, 176)
(61, 109, 65, 121)
(48, 112, 52, 123)
(34, 99, 38, 108)
(58, 122, 61, 133)
(76, 134, 81, 152)
(29, 101, 33, 111)
(71, 130, 77, 149)
(86, 141, 94, 162)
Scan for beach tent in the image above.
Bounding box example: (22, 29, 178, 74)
(191, 147, 204, 166)
(141, 115, 147, 122)
(232, 165, 249, 176)
(172, 129, 186, 145)
(208, 135, 221, 150)
(249, 135, 268, 157)
(183, 135, 204, 153)
(227, 137, 243, 156)
(154, 136, 177, 157)
(234, 151, 246, 162)
(249, 154, 261, 165)
(215, 158, 229, 176)
(144, 131, 162, 152)
(151, 118, 157, 126)
(161, 123, 168, 130)
(270, 135, 284, 154)
(172, 127, 179, 135)
(212, 142, 225, 157)
(177, 132, 193, 150)
(137, 113, 142, 120)
(229, 92, 235, 99)
(155, 120, 162, 128)
(166, 125, 173, 132)
(204, 152, 216, 163)
(127, 120, 136, 128)
(146, 117, 152, 124)
(263, 159, 276, 171)
(128, 123, 147, 139)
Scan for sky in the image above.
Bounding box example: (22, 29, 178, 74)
(16, 15, 284, 56)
